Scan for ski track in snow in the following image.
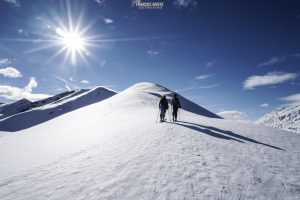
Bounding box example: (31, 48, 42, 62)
(0, 83, 300, 200)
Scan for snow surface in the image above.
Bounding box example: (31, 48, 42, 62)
(0, 82, 299, 200)
(258, 104, 300, 134)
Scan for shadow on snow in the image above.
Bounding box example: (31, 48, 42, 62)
(170, 121, 284, 151)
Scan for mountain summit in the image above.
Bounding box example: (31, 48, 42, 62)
(121, 82, 221, 118)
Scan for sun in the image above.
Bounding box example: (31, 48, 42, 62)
(55, 28, 87, 65)
(56, 28, 85, 51)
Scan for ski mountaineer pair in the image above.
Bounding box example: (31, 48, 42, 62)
(158, 94, 181, 122)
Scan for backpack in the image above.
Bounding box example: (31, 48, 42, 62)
(173, 98, 181, 108)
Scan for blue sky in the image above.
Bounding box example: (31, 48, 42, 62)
(0, 0, 299, 120)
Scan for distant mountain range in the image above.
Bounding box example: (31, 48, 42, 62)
(0, 87, 116, 131)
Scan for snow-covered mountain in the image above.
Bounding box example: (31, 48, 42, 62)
(0, 82, 299, 200)
(0, 87, 116, 131)
(0, 90, 79, 120)
(258, 104, 300, 134)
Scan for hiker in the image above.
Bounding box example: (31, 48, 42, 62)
(172, 93, 181, 121)
(159, 95, 169, 122)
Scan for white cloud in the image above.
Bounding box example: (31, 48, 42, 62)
(103, 18, 114, 24)
(243, 71, 298, 89)
(281, 93, 300, 106)
(195, 74, 213, 80)
(69, 77, 74, 82)
(176, 84, 219, 92)
(260, 103, 269, 107)
(94, 0, 105, 5)
(174, 0, 197, 9)
(205, 60, 216, 68)
(0, 58, 11, 65)
(258, 56, 285, 67)
(217, 110, 246, 120)
(0, 67, 22, 78)
(2, 0, 20, 7)
(81, 80, 90, 84)
(24, 77, 38, 93)
(0, 77, 50, 101)
(147, 50, 160, 57)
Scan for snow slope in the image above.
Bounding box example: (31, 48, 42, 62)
(0, 98, 33, 120)
(0, 90, 88, 120)
(258, 104, 300, 134)
(0, 82, 299, 200)
(0, 87, 116, 131)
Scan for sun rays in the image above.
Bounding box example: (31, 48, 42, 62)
(0, 0, 177, 68)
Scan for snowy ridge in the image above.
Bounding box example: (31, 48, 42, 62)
(258, 104, 300, 134)
(0, 90, 77, 120)
(0, 87, 116, 131)
(0, 82, 299, 199)
(126, 82, 222, 119)
(0, 98, 33, 120)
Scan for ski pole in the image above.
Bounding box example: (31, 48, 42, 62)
(156, 108, 160, 123)
(178, 108, 181, 120)
(171, 106, 173, 121)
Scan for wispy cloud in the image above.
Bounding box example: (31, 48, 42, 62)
(260, 103, 269, 107)
(2, 0, 20, 7)
(99, 60, 106, 67)
(281, 93, 300, 106)
(16, 28, 29, 37)
(243, 71, 298, 89)
(0, 67, 22, 78)
(0, 58, 11, 65)
(94, 0, 105, 5)
(147, 42, 166, 57)
(0, 77, 49, 101)
(195, 74, 213, 80)
(217, 110, 246, 120)
(173, 0, 197, 10)
(81, 80, 90, 84)
(103, 18, 114, 24)
(294, 53, 300, 57)
(147, 50, 160, 57)
(176, 84, 219, 93)
(257, 56, 285, 67)
(65, 85, 71, 91)
(205, 60, 216, 68)
(53, 75, 79, 91)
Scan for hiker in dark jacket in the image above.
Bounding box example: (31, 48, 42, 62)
(172, 93, 181, 121)
(159, 95, 169, 122)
